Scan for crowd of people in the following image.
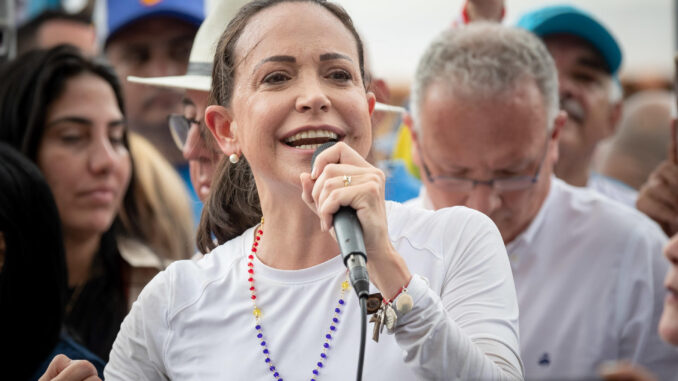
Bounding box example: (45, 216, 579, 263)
(1, 0, 678, 380)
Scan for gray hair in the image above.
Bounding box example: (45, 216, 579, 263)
(410, 23, 559, 133)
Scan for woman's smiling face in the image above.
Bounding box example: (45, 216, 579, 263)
(226, 1, 374, 191)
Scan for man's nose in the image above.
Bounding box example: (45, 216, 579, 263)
(182, 125, 203, 160)
(465, 183, 501, 216)
(558, 71, 576, 100)
(145, 51, 186, 77)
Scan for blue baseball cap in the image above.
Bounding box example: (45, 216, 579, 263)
(516, 5, 622, 75)
(106, 0, 204, 44)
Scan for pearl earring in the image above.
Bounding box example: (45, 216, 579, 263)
(229, 153, 240, 164)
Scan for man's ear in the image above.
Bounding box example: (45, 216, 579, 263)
(205, 105, 238, 155)
(403, 112, 421, 168)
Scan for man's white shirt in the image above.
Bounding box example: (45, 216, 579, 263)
(587, 171, 638, 208)
(408, 176, 677, 380)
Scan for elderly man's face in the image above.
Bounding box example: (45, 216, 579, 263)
(182, 90, 222, 201)
(544, 34, 618, 178)
(411, 79, 563, 243)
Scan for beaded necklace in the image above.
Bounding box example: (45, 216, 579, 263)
(247, 218, 351, 381)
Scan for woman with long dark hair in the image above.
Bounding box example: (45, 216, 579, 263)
(0, 45, 150, 361)
(0, 143, 103, 380)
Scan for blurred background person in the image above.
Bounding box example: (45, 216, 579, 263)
(126, 0, 245, 204)
(104, 0, 205, 223)
(117, 132, 194, 291)
(0, 142, 104, 380)
(0, 45, 189, 361)
(516, 5, 633, 206)
(595, 90, 675, 190)
(405, 23, 677, 379)
(17, 8, 97, 56)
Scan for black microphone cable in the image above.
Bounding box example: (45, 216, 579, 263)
(357, 294, 367, 381)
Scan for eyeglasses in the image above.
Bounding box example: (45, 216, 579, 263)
(168, 114, 200, 151)
(418, 138, 549, 193)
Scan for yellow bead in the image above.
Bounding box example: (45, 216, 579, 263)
(342, 281, 350, 290)
(253, 307, 261, 318)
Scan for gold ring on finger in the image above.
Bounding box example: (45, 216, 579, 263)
(343, 175, 352, 187)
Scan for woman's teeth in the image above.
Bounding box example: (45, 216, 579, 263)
(284, 130, 339, 149)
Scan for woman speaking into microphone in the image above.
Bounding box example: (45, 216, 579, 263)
(105, 1, 523, 379)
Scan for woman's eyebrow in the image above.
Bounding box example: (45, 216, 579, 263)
(254, 55, 295, 72)
(253, 52, 353, 73)
(319, 52, 352, 62)
(108, 119, 127, 128)
(46, 116, 92, 127)
(46, 117, 126, 129)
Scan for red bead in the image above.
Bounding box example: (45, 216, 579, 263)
(256, 236, 261, 241)
(248, 255, 254, 260)
(252, 248, 257, 252)
(248, 263, 253, 267)
(258, 230, 263, 234)
(248, 277, 254, 282)
(250, 286, 255, 291)
(248, 269, 254, 274)
(254, 242, 258, 247)
(251, 295, 256, 300)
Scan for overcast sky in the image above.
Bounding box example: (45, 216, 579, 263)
(336, 0, 673, 85)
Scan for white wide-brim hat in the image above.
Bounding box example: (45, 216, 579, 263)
(128, 0, 405, 114)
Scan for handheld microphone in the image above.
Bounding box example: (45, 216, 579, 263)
(311, 142, 370, 299)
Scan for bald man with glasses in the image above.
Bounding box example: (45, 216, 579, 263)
(405, 24, 677, 380)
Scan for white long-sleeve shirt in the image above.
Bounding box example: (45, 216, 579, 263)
(409, 177, 678, 380)
(105, 202, 523, 380)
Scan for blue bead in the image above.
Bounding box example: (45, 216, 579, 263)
(263, 349, 269, 354)
(320, 353, 327, 358)
(326, 334, 332, 339)
(333, 317, 339, 323)
(270, 366, 276, 371)
(335, 308, 341, 313)
(256, 325, 261, 330)
(330, 325, 336, 331)
(257, 333, 263, 338)
(324, 343, 330, 348)
(312, 379, 316, 381)
(339, 299, 345, 305)
(317, 362, 323, 368)
(265, 358, 271, 363)
(313, 370, 319, 375)
(261, 341, 266, 346)
(274, 372, 279, 377)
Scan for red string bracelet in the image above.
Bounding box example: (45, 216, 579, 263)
(383, 286, 406, 304)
